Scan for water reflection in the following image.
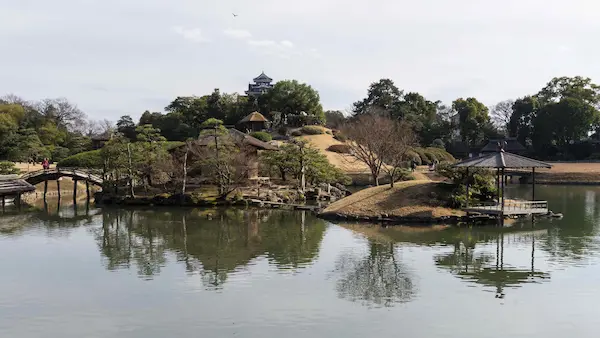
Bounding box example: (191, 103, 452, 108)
(333, 241, 416, 308)
(433, 230, 550, 299)
(93, 208, 327, 288)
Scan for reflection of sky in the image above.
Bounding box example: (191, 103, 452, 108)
(3, 217, 600, 337)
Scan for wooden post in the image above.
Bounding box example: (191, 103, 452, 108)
(496, 168, 500, 204)
(465, 167, 470, 208)
(501, 168, 506, 224)
(73, 179, 78, 204)
(1, 196, 5, 210)
(56, 179, 61, 200)
(44, 180, 48, 201)
(15, 193, 21, 209)
(532, 168, 536, 201)
(86, 180, 90, 201)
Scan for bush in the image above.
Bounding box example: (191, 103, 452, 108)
(250, 131, 273, 142)
(57, 150, 103, 169)
(290, 130, 302, 137)
(431, 139, 445, 149)
(588, 153, 600, 160)
(436, 162, 496, 208)
(0, 161, 19, 175)
(301, 126, 325, 135)
(327, 144, 352, 154)
(405, 150, 422, 165)
(425, 147, 455, 162)
(333, 131, 347, 142)
(277, 127, 288, 136)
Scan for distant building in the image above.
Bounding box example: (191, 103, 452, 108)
(479, 138, 526, 155)
(91, 131, 113, 150)
(245, 72, 274, 98)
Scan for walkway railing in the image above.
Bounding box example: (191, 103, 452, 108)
(21, 167, 104, 184)
(468, 200, 548, 211)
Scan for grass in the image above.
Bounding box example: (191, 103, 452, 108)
(322, 180, 464, 218)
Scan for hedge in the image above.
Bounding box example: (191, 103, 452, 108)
(327, 144, 352, 154)
(57, 150, 103, 169)
(250, 131, 273, 142)
(409, 147, 455, 165)
(301, 126, 325, 135)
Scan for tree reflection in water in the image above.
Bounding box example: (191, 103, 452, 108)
(333, 241, 416, 308)
(94, 208, 327, 290)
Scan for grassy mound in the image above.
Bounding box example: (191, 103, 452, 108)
(322, 180, 464, 218)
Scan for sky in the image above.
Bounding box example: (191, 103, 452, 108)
(1, 0, 600, 122)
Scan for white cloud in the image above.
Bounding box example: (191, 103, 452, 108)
(247, 39, 276, 47)
(280, 40, 294, 48)
(223, 28, 252, 39)
(172, 26, 209, 43)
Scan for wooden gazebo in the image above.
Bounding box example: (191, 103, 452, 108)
(453, 142, 552, 219)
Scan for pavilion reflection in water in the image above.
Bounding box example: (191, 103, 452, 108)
(433, 228, 550, 299)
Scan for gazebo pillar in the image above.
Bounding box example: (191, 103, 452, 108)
(465, 167, 470, 208)
(500, 168, 506, 221)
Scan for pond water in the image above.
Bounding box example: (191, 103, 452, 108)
(2, 185, 600, 337)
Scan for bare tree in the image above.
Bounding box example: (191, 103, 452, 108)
(380, 120, 417, 187)
(35, 97, 86, 131)
(490, 100, 514, 134)
(341, 114, 390, 185)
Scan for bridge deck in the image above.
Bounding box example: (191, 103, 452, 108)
(21, 168, 103, 186)
(0, 175, 35, 197)
(463, 201, 549, 216)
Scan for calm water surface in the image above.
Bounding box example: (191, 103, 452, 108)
(2, 185, 600, 337)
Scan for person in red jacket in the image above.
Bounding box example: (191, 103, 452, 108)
(42, 158, 49, 170)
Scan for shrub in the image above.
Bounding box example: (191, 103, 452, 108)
(405, 150, 422, 165)
(0, 161, 19, 175)
(588, 153, 600, 160)
(425, 147, 455, 162)
(333, 131, 347, 142)
(327, 144, 352, 154)
(436, 162, 496, 208)
(431, 139, 445, 149)
(277, 127, 288, 136)
(325, 130, 333, 135)
(250, 131, 273, 142)
(301, 126, 325, 135)
(290, 130, 303, 137)
(57, 150, 103, 169)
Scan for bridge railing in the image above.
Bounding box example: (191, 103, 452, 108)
(469, 200, 548, 210)
(21, 167, 104, 182)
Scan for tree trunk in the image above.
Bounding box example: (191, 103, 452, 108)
(182, 146, 188, 196)
(127, 143, 135, 198)
(280, 167, 287, 181)
(371, 168, 379, 186)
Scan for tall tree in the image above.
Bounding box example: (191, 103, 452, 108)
(116, 115, 137, 140)
(352, 79, 403, 117)
(263, 80, 324, 123)
(452, 98, 490, 147)
(508, 96, 538, 145)
(490, 100, 514, 135)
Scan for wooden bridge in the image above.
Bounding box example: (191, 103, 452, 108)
(21, 168, 103, 186)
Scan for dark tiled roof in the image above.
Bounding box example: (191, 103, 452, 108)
(253, 72, 273, 82)
(480, 138, 526, 153)
(240, 112, 269, 123)
(0, 176, 35, 196)
(194, 129, 278, 151)
(454, 151, 552, 169)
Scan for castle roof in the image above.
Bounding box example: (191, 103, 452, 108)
(253, 72, 272, 82)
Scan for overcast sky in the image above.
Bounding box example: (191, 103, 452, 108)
(1, 0, 599, 121)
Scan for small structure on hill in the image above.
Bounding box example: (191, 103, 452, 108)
(173, 129, 278, 179)
(245, 72, 274, 98)
(239, 112, 269, 132)
(454, 141, 552, 222)
(91, 131, 113, 150)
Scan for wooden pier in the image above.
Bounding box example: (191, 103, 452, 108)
(0, 175, 35, 208)
(463, 200, 549, 216)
